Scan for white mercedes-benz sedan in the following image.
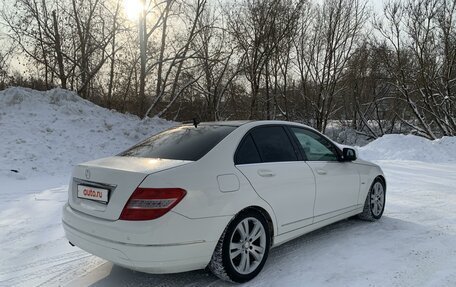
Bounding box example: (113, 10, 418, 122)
(62, 120, 386, 283)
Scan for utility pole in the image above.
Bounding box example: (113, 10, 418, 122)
(139, 0, 147, 115)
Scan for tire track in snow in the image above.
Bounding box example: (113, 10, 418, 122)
(0, 251, 93, 287)
(0, 250, 87, 276)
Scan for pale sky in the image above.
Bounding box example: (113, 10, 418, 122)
(369, 0, 386, 15)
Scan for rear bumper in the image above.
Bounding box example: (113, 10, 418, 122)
(62, 204, 231, 273)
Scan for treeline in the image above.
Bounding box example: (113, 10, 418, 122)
(0, 0, 455, 139)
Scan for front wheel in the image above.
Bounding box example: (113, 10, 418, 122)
(358, 178, 386, 221)
(208, 210, 270, 283)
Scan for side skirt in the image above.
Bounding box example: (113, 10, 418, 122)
(272, 205, 364, 247)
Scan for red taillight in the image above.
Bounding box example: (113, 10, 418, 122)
(119, 188, 186, 221)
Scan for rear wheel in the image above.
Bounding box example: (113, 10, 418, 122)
(208, 210, 270, 283)
(358, 178, 386, 221)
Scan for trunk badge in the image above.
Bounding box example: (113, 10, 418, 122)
(85, 169, 91, 179)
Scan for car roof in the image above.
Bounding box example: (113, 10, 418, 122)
(182, 120, 252, 127)
(183, 120, 313, 129)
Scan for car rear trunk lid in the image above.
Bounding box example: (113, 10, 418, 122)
(68, 156, 191, 220)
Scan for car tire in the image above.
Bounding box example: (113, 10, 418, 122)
(358, 178, 386, 221)
(208, 210, 271, 283)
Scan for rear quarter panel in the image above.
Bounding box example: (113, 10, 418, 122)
(138, 124, 279, 235)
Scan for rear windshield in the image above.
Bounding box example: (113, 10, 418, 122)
(119, 125, 237, 161)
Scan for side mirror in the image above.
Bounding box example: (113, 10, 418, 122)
(342, 148, 357, 161)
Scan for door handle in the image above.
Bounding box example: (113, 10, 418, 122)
(257, 169, 275, 177)
(316, 169, 327, 175)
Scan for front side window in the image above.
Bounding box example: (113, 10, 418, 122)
(250, 126, 298, 163)
(290, 127, 339, 161)
(120, 125, 237, 161)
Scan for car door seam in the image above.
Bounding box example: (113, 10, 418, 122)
(281, 216, 314, 227)
(305, 161, 318, 224)
(234, 165, 279, 235)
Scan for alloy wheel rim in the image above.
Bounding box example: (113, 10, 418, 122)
(229, 217, 266, 275)
(370, 182, 385, 217)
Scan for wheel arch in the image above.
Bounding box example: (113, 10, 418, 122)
(375, 175, 386, 192)
(239, 206, 275, 245)
(208, 204, 273, 282)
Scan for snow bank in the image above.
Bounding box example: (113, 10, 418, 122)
(358, 134, 456, 163)
(0, 87, 175, 178)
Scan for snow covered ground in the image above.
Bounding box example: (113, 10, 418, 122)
(1, 88, 455, 286)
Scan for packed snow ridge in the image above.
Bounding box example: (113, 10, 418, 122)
(0, 87, 174, 178)
(358, 134, 456, 163)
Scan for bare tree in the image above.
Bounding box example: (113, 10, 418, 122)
(296, 0, 368, 132)
(70, 0, 117, 98)
(1, 0, 68, 87)
(0, 42, 12, 88)
(189, 6, 242, 120)
(2, 0, 118, 97)
(143, 0, 208, 118)
(228, 0, 304, 120)
(374, 0, 456, 138)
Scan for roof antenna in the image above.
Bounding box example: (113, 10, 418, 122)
(192, 117, 200, 128)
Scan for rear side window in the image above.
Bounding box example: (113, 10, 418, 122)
(119, 125, 236, 161)
(250, 126, 297, 163)
(235, 134, 261, 165)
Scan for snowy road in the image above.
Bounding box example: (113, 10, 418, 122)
(1, 160, 455, 287)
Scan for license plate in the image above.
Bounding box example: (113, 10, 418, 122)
(77, 185, 109, 203)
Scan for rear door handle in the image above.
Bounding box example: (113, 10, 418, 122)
(316, 169, 327, 175)
(257, 169, 275, 177)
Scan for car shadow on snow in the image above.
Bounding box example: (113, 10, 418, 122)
(74, 216, 422, 287)
(86, 264, 221, 287)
